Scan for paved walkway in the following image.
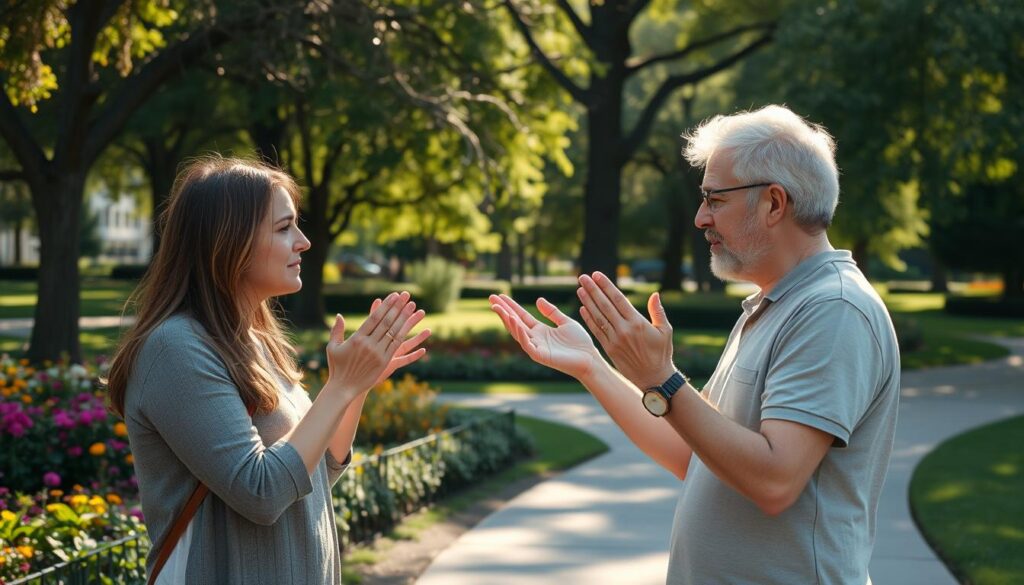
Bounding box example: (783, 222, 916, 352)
(424, 337, 1024, 585)
(0, 316, 133, 338)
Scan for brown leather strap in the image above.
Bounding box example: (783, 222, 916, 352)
(147, 403, 255, 584)
(147, 482, 209, 584)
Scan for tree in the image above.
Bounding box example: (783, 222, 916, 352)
(0, 1, 281, 361)
(499, 0, 774, 280)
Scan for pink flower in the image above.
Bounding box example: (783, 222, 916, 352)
(43, 472, 61, 487)
(67, 446, 83, 457)
(79, 411, 94, 425)
(53, 410, 76, 428)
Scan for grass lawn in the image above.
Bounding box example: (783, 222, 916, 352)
(342, 412, 609, 581)
(909, 415, 1024, 585)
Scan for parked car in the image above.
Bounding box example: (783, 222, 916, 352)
(629, 259, 691, 282)
(337, 253, 383, 278)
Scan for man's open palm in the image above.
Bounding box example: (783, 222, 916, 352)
(489, 294, 600, 379)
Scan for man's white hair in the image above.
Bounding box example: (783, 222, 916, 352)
(682, 105, 840, 230)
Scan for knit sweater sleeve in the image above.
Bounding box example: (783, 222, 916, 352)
(135, 320, 313, 526)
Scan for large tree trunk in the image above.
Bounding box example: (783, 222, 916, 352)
(28, 172, 85, 363)
(579, 90, 623, 280)
(929, 248, 949, 293)
(496, 232, 513, 281)
(143, 136, 177, 257)
(852, 239, 870, 279)
(516, 231, 526, 283)
(659, 188, 686, 292)
(1003, 266, 1024, 300)
(290, 185, 330, 327)
(13, 216, 23, 265)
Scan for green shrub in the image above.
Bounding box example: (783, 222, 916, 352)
(408, 257, 464, 313)
(333, 409, 530, 548)
(109, 264, 148, 280)
(891, 315, 925, 352)
(0, 267, 38, 281)
(945, 295, 1024, 318)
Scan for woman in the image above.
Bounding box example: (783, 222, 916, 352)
(106, 156, 430, 584)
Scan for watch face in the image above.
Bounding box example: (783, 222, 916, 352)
(643, 391, 668, 416)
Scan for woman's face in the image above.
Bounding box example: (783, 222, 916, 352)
(241, 186, 311, 302)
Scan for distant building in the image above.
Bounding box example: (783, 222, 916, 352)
(91, 191, 152, 264)
(0, 190, 151, 266)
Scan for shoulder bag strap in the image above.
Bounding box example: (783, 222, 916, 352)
(146, 403, 256, 585)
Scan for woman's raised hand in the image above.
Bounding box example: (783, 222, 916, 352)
(325, 291, 426, 398)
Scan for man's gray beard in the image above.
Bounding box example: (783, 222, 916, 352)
(709, 216, 770, 282)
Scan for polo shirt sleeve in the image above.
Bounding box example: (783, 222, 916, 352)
(761, 299, 883, 447)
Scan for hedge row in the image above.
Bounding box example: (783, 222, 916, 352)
(334, 409, 532, 548)
(945, 295, 1024, 318)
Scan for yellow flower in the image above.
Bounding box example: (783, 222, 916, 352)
(16, 545, 33, 558)
(113, 422, 128, 437)
(89, 442, 106, 456)
(105, 493, 122, 505)
(88, 495, 107, 514)
(70, 494, 88, 507)
(46, 503, 63, 513)
(0, 510, 15, 522)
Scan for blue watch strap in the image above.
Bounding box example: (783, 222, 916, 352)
(657, 371, 686, 401)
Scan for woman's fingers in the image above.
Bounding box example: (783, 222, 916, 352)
(357, 292, 400, 337)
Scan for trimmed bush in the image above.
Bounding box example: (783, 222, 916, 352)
(654, 302, 741, 330)
(510, 284, 634, 305)
(0, 266, 38, 281)
(460, 280, 511, 299)
(945, 295, 1024, 318)
(408, 257, 464, 313)
(109, 264, 149, 280)
(891, 315, 924, 352)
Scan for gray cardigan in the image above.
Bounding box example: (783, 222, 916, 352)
(124, 314, 350, 584)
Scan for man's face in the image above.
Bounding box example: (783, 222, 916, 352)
(695, 152, 770, 282)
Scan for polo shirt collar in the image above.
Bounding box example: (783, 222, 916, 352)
(741, 250, 855, 315)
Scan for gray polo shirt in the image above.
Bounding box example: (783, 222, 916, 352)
(668, 250, 900, 585)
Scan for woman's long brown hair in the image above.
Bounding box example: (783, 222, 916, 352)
(106, 156, 304, 418)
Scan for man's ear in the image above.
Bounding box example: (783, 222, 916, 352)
(766, 184, 788, 227)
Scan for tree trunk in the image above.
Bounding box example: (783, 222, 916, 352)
(531, 224, 542, 278)
(28, 172, 85, 363)
(579, 94, 623, 281)
(852, 239, 870, 279)
(1003, 266, 1024, 300)
(13, 216, 22, 265)
(659, 185, 686, 292)
(929, 249, 949, 293)
(516, 231, 526, 283)
(143, 136, 176, 258)
(496, 232, 513, 281)
(290, 185, 330, 327)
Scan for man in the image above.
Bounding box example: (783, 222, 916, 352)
(490, 105, 899, 584)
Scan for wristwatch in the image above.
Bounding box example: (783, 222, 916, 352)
(642, 371, 687, 417)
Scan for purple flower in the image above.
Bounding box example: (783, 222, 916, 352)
(52, 380, 63, 390)
(129, 508, 144, 521)
(79, 411, 94, 425)
(43, 472, 61, 487)
(108, 439, 126, 451)
(109, 466, 121, 476)
(8, 423, 25, 437)
(67, 446, 83, 457)
(54, 410, 76, 428)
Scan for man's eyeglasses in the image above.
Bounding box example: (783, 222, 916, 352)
(699, 183, 772, 212)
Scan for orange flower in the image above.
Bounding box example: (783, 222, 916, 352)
(113, 422, 128, 437)
(16, 545, 33, 558)
(89, 442, 106, 456)
(20, 394, 32, 404)
(124, 454, 134, 465)
(105, 493, 123, 505)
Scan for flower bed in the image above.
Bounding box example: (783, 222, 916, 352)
(1, 357, 530, 580)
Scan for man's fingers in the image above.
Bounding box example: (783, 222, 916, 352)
(391, 348, 427, 369)
(496, 293, 541, 328)
(580, 306, 610, 345)
(592, 271, 640, 320)
(648, 292, 671, 330)
(578, 274, 627, 327)
(536, 297, 570, 326)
